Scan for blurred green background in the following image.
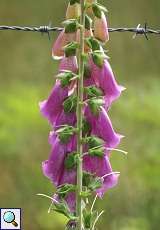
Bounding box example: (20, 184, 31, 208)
(0, 0, 160, 229)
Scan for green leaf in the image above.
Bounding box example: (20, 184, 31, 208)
(63, 95, 77, 113)
(65, 152, 78, 170)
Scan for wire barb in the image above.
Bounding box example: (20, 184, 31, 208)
(133, 23, 149, 40)
(0, 23, 160, 39)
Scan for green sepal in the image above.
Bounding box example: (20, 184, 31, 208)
(63, 95, 77, 113)
(83, 210, 98, 230)
(88, 98, 104, 116)
(53, 201, 77, 220)
(69, 0, 80, 5)
(92, 3, 108, 18)
(86, 136, 105, 149)
(82, 171, 103, 191)
(56, 71, 77, 88)
(84, 63, 91, 79)
(88, 176, 103, 191)
(64, 19, 79, 33)
(57, 184, 76, 199)
(83, 171, 94, 187)
(82, 119, 91, 136)
(85, 15, 92, 30)
(65, 152, 78, 170)
(83, 209, 92, 229)
(64, 42, 79, 57)
(80, 190, 91, 198)
(84, 86, 104, 98)
(88, 146, 105, 157)
(56, 125, 76, 143)
(85, 37, 101, 51)
(92, 51, 105, 68)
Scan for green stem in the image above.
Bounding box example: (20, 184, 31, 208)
(76, 0, 85, 230)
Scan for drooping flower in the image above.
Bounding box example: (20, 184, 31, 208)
(66, 1, 81, 19)
(41, 0, 125, 220)
(42, 132, 77, 187)
(42, 134, 66, 186)
(39, 81, 68, 125)
(83, 153, 119, 197)
(85, 106, 122, 148)
(89, 57, 125, 107)
(52, 30, 77, 60)
(43, 132, 119, 212)
(42, 132, 77, 212)
(94, 11, 109, 43)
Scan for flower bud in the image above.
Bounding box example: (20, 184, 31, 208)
(64, 42, 79, 57)
(66, 2, 81, 19)
(85, 0, 97, 15)
(94, 11, 109, 43)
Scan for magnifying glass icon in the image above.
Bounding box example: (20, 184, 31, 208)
(3, 211, 18, 227)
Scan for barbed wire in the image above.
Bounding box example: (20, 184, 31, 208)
(0, 23, 160, 40)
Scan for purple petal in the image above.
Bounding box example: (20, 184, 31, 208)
(59, 56, 78, 73)
(85, 106, 122, 148)
(54, 111, 77, 127)
(42, 133, 77, 186)
(54, 192, 76, 213)
(52, 30, 66, 59)
(39, 81, 68, 125)
(52, 30, 77, 60)
(83, 153, 119, 197)
(65, 192, 76, 213)
(42, 135, 66, 186)
(89, 58, 125, 107)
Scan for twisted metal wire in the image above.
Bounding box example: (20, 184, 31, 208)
(0, 24, 160, 40)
